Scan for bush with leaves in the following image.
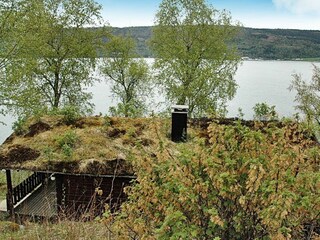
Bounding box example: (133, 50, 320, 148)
(108, 102, 145, 118)
(290, 65, 320, 125)
(12, 116, 28, 135)
(54, 106, 82, 125)
(253, 102, 278, 121)
(55, 130, 79, 159)
(106, 120, 319, 239)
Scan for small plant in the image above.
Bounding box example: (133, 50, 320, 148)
(103, 115, 112, 127)
(253, 102, 278, 121)
(56, 130, 79, 149)
(237, 107, 244, 119)
(127, 127, 137, 138)
(12, 117, 27, 135)
(55, 130, 79, 159)
(43, 146, 54, 161)
(49, 106, 81, 125)
(61, 144, 73, 158)
(60, 106, 81, 125)
(108, 102, 145, 118)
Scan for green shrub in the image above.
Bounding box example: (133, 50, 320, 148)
(12, 117, 27, 135)
(61, 144, 73, 158)
(253, 102, 278, 121)
(55, 130, 79, 159)
(49, 106, 81, 125)
(109, 121, 319, 239)
(59, 106, 81, 125)
(56, 131, 79, 149)
(103, 115, 112, 127)
(43, 146, 54, 161)
(109, 102, 145, 118)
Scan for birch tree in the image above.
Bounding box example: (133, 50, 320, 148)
(2, 0, 108, 116)
(100, 35, 151, 117)
(150, 0, 241, 116)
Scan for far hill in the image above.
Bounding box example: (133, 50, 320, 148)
(112, 26, 320, 60)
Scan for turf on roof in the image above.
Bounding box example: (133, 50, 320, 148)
(0, 116, 175, 175)
(0, 116, 318, 175)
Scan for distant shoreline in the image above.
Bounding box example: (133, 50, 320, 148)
(241, 57, 320, 62)
(110, 26, 320, 60)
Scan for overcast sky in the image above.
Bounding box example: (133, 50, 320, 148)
(96, 0, 320, 30)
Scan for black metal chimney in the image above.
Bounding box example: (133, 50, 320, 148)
(171, 105, 188, 142)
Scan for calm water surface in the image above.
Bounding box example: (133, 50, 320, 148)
(228, 60, 319, 117)
(1, 60, 319, 143)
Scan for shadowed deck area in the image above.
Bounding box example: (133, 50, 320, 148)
(15, 180, 57, 218)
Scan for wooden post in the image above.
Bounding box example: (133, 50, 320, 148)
(55, 174, 63, 215)
(6, 170, 15, 221)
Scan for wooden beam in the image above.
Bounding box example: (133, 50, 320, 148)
(6, 170, 14, 221)
(55, 174, 63, 215)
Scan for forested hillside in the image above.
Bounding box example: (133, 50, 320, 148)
(235, 28, 320, 60)
(112, 26, 320, 60)
(112, 27, 153, 57)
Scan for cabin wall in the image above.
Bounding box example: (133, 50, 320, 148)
(56, 174, 132, 218)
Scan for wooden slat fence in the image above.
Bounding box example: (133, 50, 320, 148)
(7, 172, 45, 207)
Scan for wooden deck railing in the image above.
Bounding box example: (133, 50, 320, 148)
(9, 172, 46, 206)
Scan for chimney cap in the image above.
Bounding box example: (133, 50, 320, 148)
(171, 105, 189, 112)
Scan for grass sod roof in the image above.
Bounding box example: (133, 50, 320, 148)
(0, 115, 319, 176)
(0, 116, 176, 175)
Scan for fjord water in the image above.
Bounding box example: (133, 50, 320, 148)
(228, 60, 320, 118)
(0, 60, 319, 144)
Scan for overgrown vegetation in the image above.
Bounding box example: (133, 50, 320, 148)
(105, 120, 320, 239)
(1, 116, 319, 238)
(55, 130, 79, 159)
(12, 117, 28, 136)
(0, 0, 319, 239)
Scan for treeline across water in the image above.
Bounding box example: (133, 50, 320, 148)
(111, 26, 320, 60)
